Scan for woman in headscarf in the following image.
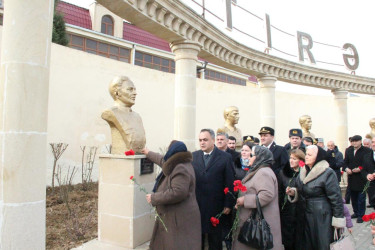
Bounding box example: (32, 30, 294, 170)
(279, 149, 305, 250)
(232, 145, 282, 250)
(286, 145, 345, 250)
(141, 141, 201, 250)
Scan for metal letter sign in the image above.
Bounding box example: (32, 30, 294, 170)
(297, 31, 316, 64)
(342, 43, 359, 71)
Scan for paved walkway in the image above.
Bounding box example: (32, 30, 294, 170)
(348, 205, 375, 250)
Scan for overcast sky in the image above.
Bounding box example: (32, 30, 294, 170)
(63, 0, 375, 95)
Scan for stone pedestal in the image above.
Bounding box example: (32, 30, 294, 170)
(98, 154, 156, 249)
(259, 76, 277, 128)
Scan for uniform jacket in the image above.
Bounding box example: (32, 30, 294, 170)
(283, 142, 306, 154)
(344, 145, 372, 191)
(192, 146, 235, 233)
(232, 166, 282, 250)
(291, 160, 345, 250)
(147, 151, 201, 250)
(268, 141, 289, 176)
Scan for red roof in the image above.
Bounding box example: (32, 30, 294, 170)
(123, 22, 171, 52)
(56, 1, 92, 30)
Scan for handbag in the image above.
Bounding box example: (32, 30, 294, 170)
(238, 195, 273, 249)
(329, 228, 355, 250)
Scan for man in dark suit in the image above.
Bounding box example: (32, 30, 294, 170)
(344, 135, 372, 223)
(192, 128, 235, 250)
(258, 126, 289, 176)
(362, 137, 375, 209)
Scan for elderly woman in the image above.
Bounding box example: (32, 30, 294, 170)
(287, 145, 345, 250)
(233, 145, 282, 250)
(142, 141, 201, 250)
(279, 149, 305, 250)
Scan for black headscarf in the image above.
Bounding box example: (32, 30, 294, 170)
(153, 141, 187, 192)
(163, 141, 187, 161)
(313, 146, 327, 167)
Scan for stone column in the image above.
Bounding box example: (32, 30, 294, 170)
(170, 41, 200, 151)
(259, 76, 277, 128)
(332, 89, 349, 157)
(0, 0, 54, 248)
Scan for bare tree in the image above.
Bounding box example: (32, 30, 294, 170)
(80, 146, 98, 190)
(50, 143, 68, 190)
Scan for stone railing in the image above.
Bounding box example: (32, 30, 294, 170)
(96, 0, 375, 94)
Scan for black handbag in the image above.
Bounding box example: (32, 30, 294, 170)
(238, 195, 273, 249)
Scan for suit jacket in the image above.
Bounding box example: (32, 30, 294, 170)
(192, 146, 235, 233)
(344, 145, 372, 191)
(225, 147, 240, 163)
(267, 142, 289, 176)
(362, 151, 375, 181)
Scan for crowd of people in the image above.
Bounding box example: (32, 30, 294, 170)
(141, 126, 375, 250)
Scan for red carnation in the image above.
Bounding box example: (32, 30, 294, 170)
(244, 168, 249, 171)
(370, 212, 375, 220)
(239, 185, 247, 192)
(224, 187, 229, 194)
(130, 176, 134, 180)
(363, 214, 370, 222)
(299, 160, 305, 167)
(210, 217, 220, 227)
(359, 166, 363, 170)
(125, 149, 135, 156)
(341, 171, 344, 175)
(234, 180, 242, 186)
(234, 186, 239, 192)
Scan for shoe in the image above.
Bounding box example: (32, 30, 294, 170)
(351, 214, 358, 219)
(357, 217, 364, 223)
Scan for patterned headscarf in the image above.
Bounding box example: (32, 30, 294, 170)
(243, 145, 274, 183)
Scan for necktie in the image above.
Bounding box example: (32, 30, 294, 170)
(204, 154, 210, 167)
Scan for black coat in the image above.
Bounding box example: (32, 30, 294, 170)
(361, 151, 375, 185)
(278, 165, 304, 250)
(326, 149, 338, 182)
(333, 146, 344, 182)
(269, 142, 289, 176)
(233, 156, 248, 180)
(225, 147, 240, 163)
(294, 160, 344, 250)
(192, 147, 235, 233)
(344, 145, 372, 191)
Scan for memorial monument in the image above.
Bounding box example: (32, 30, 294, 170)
(102, 76, 146, 154)
(366, 118, 375, 139)
(220, 106, 243, 147)
(299, 115, 316, 139)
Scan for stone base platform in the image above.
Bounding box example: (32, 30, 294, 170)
(72, 239, 150, 250)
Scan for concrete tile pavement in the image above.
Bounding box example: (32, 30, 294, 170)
(347, 205, 375, 249)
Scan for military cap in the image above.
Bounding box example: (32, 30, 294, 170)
(258, 126, 274, 136)
(243, 135, 254, 143)
(350, 135, 362, 142)
(289, 128, 302, 138)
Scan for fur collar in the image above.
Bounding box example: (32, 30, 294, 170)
(162, 151, 192, 176)
(299, 160, 329, 184)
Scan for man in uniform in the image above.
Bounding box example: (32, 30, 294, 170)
(258, 126, 289, 176)
(284, 128, 305, 154)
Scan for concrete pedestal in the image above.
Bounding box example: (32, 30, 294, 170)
(97, 154, 156, 249)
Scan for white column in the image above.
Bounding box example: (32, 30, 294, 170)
(259, 76, 277, 128)
(170, 41, 200, 151)
(0, 0, 54, 248)
(332, 89, 348, 155)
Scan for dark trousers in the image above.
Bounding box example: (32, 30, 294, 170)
(368, 182, 375, 206)
(202, 232, 222, 250)
(345, 186, 351, 204)
(351, 190, 366, 216)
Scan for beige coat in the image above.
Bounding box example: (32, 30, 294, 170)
(233, 166, 282, 250)
(147, 151, 201, 250)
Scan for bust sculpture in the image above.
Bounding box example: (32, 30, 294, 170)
(101, 76, 146, 154)
(220, 106, 242, 147)
(366, 118, 375, 139)
(299, 115, 316, 139)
